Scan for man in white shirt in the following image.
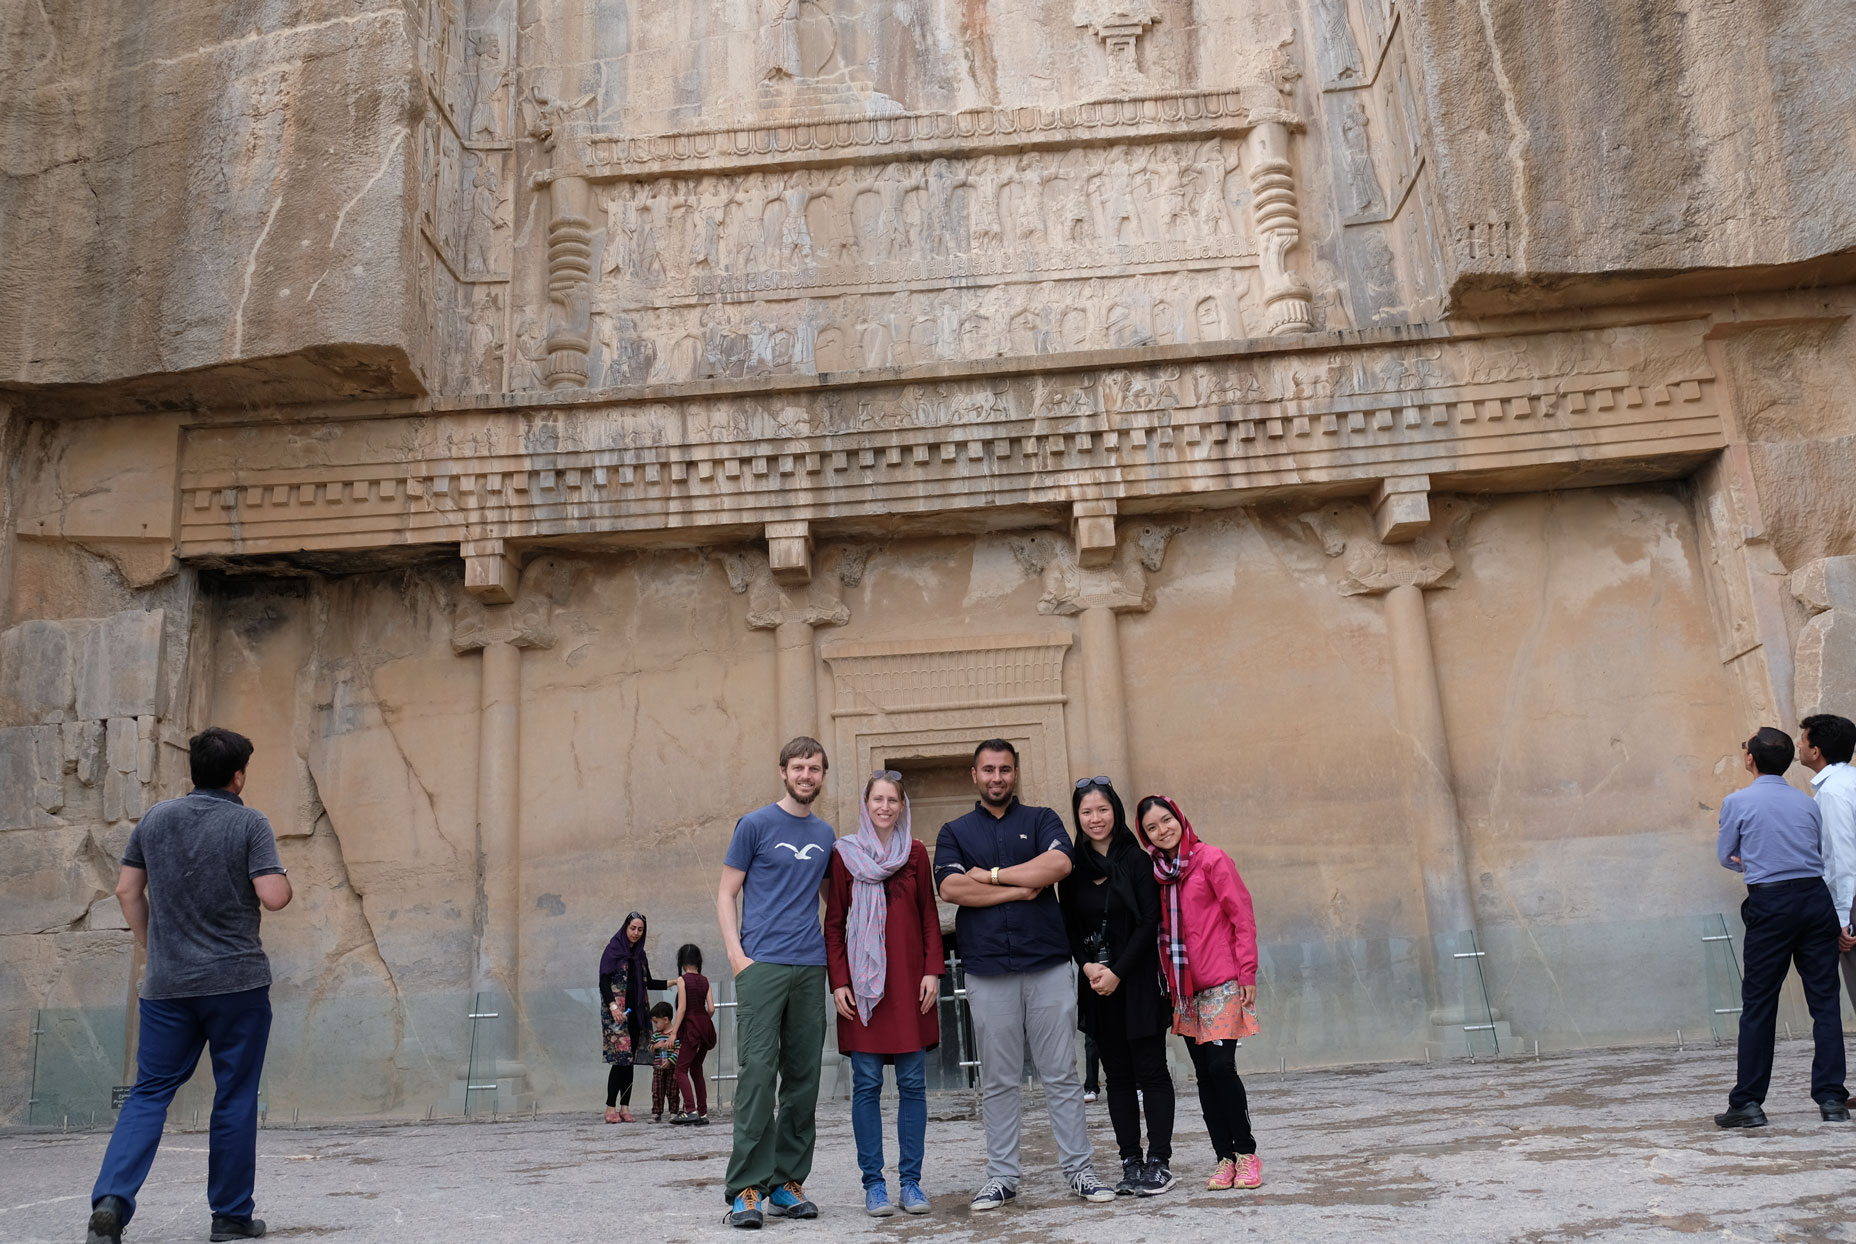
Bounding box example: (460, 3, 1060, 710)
(1799, 714, 1856, 1017)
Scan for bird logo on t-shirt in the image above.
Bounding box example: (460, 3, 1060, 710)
(776, 842, 824, 859)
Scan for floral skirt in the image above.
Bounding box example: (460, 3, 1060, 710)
(601, 1007, 636, 1066)
(1171, 979, 1259, 1042)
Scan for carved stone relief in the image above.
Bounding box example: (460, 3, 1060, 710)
(1317, 0, 1447, 326)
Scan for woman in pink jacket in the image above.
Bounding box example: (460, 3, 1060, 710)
(1134, 795, 1262, 1191)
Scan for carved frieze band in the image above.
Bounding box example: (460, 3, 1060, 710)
(570, 89, 1287, 182)
(175, 326, 1725, 559)
(822, 633, 1074, 718)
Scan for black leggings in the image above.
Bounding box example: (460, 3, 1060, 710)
(1184, 1038, 1255, 1158)
(606, 1064, 635, 1107)
(1095, 1020, 1175, 1163)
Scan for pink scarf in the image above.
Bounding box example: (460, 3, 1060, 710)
(833, 797, 914, 1025)
(1137, 796, 1203, 1007)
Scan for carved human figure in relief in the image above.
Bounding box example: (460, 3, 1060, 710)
(965, 157, 1005, 253)
(467, 292, 503, 393)
(781, 184, 816, 267)
(1003, 155, 1049, 248)
(468, 162, 504, 276)
(1338, 99, 1383, 217)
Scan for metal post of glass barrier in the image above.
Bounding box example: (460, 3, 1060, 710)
(949, 952, 980, 1082)
(712, 974, 738, 1110)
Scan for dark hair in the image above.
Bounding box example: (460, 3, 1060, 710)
(779, 736, 829, 771)
(1071, 780, 1130, 838)
(972, 738, 1018, 765)
(676, 943, 703, 973)
(1745, 726, 1795, 776)
(190, 727, 254, 790)
(1134, 795, 1179, 831)
(1801, 714, 1856, 766)
(650, 1001, 674, 1020)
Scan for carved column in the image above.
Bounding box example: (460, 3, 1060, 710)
(1244, 120, 1314, 335)
(727, 533, 861, 749)
(1303, 500, 1479, 1022)
(535, 171, 593, 390)
(1018, 513, 1180, 787)
(451, 581, 557, 1003)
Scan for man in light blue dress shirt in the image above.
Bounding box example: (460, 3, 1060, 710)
(1713, 727, 1848, 1127)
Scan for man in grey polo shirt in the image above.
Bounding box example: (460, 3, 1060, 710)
(1713, 726, 1848, 1127)
(86, 728, 293, 1244)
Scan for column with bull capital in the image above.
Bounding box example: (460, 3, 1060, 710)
(727, 526, 864, 750)
(451, 556, 556, 1111)
(1016, 508, 1182, 789)
(1301, 495, 1495, 1043)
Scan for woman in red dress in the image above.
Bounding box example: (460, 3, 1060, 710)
(824, 770, 944, 1218)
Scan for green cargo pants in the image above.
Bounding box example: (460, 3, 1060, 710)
(724, 961, 827, 1199)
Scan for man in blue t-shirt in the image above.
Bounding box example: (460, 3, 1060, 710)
(717, 737, 836, 1228)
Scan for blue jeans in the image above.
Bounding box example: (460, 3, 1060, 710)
(93, 987, 272, 1224)
(849, 1050, 926, 1188)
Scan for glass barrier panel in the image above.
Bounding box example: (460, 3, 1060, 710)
(29, 1006, 128, 1128)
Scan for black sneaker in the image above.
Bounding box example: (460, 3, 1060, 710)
(1114, 1158, 1143, 1196)
(1067, 1168, 1117, 1203)
(1137, 1160, 1177, 1197)
(85, 1197, 128, 1244)
(209, 1217, 267, 1241)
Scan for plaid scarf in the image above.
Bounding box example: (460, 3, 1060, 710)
(1139, 796, 1203, 1007)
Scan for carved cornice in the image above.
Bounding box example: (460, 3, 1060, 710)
(174, 322, 1725, 560)
(571, 89, 1294, 181)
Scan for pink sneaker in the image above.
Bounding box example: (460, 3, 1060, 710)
(1233, 1153, 1262, 1189)
(1206, 1158, 1237, 1190)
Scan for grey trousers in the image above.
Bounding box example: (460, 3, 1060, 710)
(965, 962, 1095, 1184)
(1843, 948, 1856, 1016)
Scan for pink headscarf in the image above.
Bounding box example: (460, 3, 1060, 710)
(832, 787, 914, 1025)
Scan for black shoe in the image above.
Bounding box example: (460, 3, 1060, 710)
(86, 1197, 129, 1244)
(1138, 1159, 1178, 1197)
(1714, 1102, 1768, 1129)
(1114, 1158, 1142, 1196)
(209, 1217, 266, 1241)
(1820, 1100, 1851, 1122)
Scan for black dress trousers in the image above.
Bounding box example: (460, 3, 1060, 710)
(1731, 876, 1848, 1108)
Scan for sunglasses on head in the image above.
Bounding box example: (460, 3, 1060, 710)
(1073, 775, 1113, 790)
(870, 769, 904, 782)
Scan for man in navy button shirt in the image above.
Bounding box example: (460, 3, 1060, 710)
(1714, 726, 1849, 1127)
(934, 739, 1115, 1210)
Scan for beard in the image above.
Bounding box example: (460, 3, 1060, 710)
(783, 775, 820, 806)
(978, 783, 1015, 808)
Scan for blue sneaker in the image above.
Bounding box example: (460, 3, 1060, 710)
(767, 1181, 818, 1219)
(898, 1182, 931, 1215)
(727, 1189, 763, 1229)
(864, 1185, 895, 1218)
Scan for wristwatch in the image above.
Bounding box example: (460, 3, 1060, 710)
(990, 866, 1000, 885)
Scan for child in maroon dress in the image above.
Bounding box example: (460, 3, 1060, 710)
(669, 944, 717, 1124)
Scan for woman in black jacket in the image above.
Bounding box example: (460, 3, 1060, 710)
(1060, 778, 1177, 1195)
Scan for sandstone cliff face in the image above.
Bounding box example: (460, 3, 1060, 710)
(2, 0, 1855, 1122)
(0, 2, 427, 403)
(1409, 0, 1856, 310)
